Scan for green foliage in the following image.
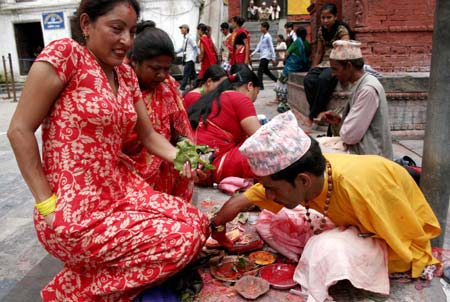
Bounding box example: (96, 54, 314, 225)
(174, 140, 216, 173)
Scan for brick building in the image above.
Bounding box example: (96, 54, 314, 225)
(309, 0, 435, 72)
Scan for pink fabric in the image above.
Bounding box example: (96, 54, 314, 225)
(255, 207, 334, 262)
(218, 177, 254, 195)
(239, 111, 311, 176)
(294, 227, 390, 302)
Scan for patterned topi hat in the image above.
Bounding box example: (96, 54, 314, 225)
(330, 40, 363, 60)
(239, 111, 311, 176)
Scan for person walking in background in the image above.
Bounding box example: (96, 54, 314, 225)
(219, 22, 233, 72)
(197, 23, 218, 80)
(302, 3, 352, 126)
(251, 21, 277, 90)
(123, 21, 197, 201)
(275, 34, 287, 67)
(7, 0, 209, 300)
(284, 22, 297, 47)
(230, 16, 251, 66)
(183, 64, 227, 109)
(177, 24, 198, 91)
(274, 26, 310, 113)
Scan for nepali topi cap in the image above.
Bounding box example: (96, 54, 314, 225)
(330, 40, 363, 60)
(239, 111, 312, 176)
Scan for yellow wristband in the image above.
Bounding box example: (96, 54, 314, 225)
(35, 193, 57, 216)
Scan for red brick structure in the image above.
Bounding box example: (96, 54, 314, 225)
(309, 0, 435, 72)
(228, 0, 240, 20)
(288, 1, 435, 134)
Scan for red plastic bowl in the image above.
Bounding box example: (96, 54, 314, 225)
(259, 263, 297, 290)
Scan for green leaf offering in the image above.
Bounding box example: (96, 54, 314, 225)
(174, 140, 216, 173)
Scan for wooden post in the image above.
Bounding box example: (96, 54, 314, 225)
(8, 53, 17, 102)
(2, 56, 11, 99)
(421, 1, 450, 247)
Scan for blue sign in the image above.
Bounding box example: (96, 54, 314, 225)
(42, 12, 65, 30)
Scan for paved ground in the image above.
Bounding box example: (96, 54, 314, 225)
(0, 81, 449, 301)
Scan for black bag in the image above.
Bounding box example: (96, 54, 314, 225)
(394, 156, 421, 185)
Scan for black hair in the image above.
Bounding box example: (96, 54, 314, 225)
(220, 22, 230, 30)
(271, 137, 326, 186)
(188, 64, 260, 129)
(335, 58, 365, 70)
(284, 22, 294, 29)
(320, 3, 356, 41)
(321, 3, 338, 16)
(296, 26, 307, 40)
(232, 16, 245, 27)
(76, 0, 140, 44)
(197, 23, 208, 34)
(193, 64, 227, 88)
(277, 34, 285, 41)
(130, 20, 175, 62)
(261, 21, 270, 30)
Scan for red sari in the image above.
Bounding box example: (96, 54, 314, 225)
(122, 75, 194, 202)
(194, 91, 257, 183)
(35, 39, 208, 301)
(198, 35, 217, 79)
(230, 27, 250, 65)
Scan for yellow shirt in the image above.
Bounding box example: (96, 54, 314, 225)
(243, 183, 283, 213)
(244, 153, 441, 277)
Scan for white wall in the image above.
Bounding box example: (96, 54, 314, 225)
(141, 0, 202, 54)
(0, 0, 229, 80)
(0, 0, 77, 80)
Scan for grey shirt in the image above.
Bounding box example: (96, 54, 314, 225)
(340, 73, 393, 159)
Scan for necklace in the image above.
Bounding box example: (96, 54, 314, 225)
(304, 161, 333, 235)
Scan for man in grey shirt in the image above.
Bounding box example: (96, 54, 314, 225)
(251, 21, 277, 90)
(177, 24, 198, 90)
(324, 40, 393, 159)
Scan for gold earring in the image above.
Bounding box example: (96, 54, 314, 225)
(82, 32, 89, 40)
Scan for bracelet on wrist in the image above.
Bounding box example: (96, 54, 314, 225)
(210, 216, 225, 232)
(35, 193, 57, 216)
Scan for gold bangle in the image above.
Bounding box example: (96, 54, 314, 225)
(35, 193, 57, 216)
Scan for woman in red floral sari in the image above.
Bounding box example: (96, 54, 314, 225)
(197, 23, 218, 79)
(7, 1, 209, 301)
(124, 21, 195, 201)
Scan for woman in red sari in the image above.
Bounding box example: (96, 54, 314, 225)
(188, 64, 261, 184)
(230, 16, 251, 65)
(197, 23, 218, 79)
(7, 2, 208, 300)
(124, 21, 195, 201)
(183, 64, 227, 110)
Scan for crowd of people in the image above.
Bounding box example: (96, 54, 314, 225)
(6, 0, 443, 301)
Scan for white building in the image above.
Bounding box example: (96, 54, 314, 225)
(0, 0, 226, 81)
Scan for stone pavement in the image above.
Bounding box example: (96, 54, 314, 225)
(0, 81, 449, 301)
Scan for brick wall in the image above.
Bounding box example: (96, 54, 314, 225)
(347, 0, 435, 72)
(228, 0, 241, 19)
